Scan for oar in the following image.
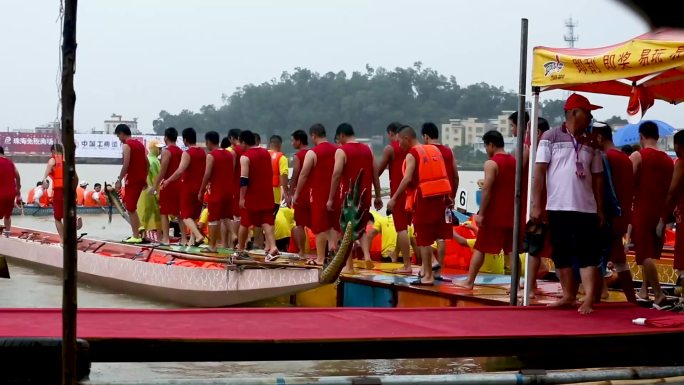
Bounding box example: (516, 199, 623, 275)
(0, 256, 10, 279)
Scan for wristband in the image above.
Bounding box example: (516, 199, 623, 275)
(240, 177, 249, 186)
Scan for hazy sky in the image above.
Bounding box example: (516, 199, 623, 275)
(5, 0, 677, 133)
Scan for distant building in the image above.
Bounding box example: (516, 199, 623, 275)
(472, 137, 517, 154)
(34, 121, 60, 135)
(97, 114, 141, 135)
(441, 111, 513, 148)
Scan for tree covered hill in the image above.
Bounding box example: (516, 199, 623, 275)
(153, 63, 566, 140)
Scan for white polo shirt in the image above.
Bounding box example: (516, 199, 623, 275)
(536, 127, 603, 213)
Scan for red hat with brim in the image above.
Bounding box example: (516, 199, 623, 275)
(564, 93, 603, 111)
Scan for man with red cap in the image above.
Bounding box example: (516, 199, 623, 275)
(531, 93, 605, 315)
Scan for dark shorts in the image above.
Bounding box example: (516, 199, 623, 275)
(548, 210, 600, 269)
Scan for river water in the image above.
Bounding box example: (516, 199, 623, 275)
(4, 163, 496, 383)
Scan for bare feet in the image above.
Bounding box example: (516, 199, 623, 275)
(601, 285, 609, 300)
(578, 301, 594, 314)
(392, 267, 413, 274)
(452, 280, 474, 290)
(341, 266, 355, 274)
(548, 297, 575, 308)
(363, 259, 375, 269)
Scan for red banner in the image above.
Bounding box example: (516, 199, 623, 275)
(0, 133, 57, 155)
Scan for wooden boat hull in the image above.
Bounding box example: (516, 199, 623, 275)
(11, 205, 105, 217)
(0, 228, 321, 307)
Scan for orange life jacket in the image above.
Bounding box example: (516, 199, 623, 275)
(83, 190, 107, 207)
(270, 150, 283, 187)
(76, 187, 85, 206)
(39, 189, 50, 207)
(27, 189, 35, 204)
(403, 144, 451, 211)
(51, 154, 64, 189)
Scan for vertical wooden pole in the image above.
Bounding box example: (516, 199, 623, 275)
(61, 0, 78, 383)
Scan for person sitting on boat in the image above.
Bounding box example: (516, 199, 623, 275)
(361, 211, 415, 263)
(0, 146, 21, 234)
(274, 206, 295, 252)
(76, 181, 88, 206)
(42, 143, 82, 243)
(27, 181, 49, 207)
(83, 183, 107, 207)
(114, 124, 149, 244)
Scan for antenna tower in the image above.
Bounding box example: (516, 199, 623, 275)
(562, 17, 578, 98)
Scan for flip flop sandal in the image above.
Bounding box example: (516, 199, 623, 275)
(265, 252, 280, 263)
(193, 238, 205, 247)
(434, 276, 452, 283)
(231, 251, 252, 261)
(410, 279, 434, 287)
(305, 259, 321, 266)
(653, 302, 674, 311)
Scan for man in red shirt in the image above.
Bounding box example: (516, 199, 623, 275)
(388, 125, 451, 285)
(150, 127, 184, 245)
(329, 123, 383, 272)
(114, 124, 149, 244)
(0, 146, 21, 233)
(161, 128, 206, 246)
(199, 131, 234, 252)
(594, 122, 636, 303)
(422, 122, 459, 280)
(663, 130, 684, 297)
(227, 128, 243, 247)
(375, 122, 412, 272)
(630, 121, 673, 308)
(294, 124, 338, 266)
(237, 130, 278, 259)
(289, 129, 310, 257)
(454, 131, 516, 290)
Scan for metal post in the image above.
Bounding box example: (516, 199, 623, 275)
(510, 18, 528, 306)
(523, 90, 540, 306)
(61, 0, 78, 384)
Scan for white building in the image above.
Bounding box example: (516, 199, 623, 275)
(471, 136, 517, 154)
(95, 114, 141, 135)
(441, 111, 514, 148)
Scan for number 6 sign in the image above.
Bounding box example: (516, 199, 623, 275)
(456, 188, 468, 210)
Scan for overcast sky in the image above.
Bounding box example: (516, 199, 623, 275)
(4, 0, 677, 133)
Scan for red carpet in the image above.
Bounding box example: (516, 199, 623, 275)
(0, 304, 681, 341)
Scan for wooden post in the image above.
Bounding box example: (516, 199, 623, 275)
(61, 0, 78, 384)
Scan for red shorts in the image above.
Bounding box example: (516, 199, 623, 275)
(0, 196, 14, 218)
(180, 188, 203, 220)
(52, 188, 64, 221)
(240, 208, 275, 227)
(159, 183, 180, 216)
(632, 219, 663, 265)
(414, 223, 441, 247)
(207, 198, 232, 222)
(293, 202, 311, 228)
(310, 200, 341, 235)
(474, 225, 513, 255)
(392, 195, 409, 232)
(675, 222, 684, 270)
(123, 181, 146, 212)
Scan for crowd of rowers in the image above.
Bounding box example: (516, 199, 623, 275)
(2, 92, 684, 315)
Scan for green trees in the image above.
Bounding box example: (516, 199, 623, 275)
(153, 63, 561, 141)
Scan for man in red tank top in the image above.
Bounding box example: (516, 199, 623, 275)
(0, 147, 21, 233)
(114, 124, 149, 244)
(663, 131, 684, 298)
(454, 131, 516, 290)
(236, 130, 279, 258)
(150, 127, 184, 245)
(329, 123, 383, 272)
(388, 125, 449, 285)
(294, 124, 339, 266)
(594, 123, 637, 303)
(374, 122, 412, 272)
(199, 131, 234, 252)
(630, 121, 674, 308)
(227, 128, 244, 246)
(162, 128, 206, 246)
(422, 122, 460, 280)
(289, 129, 310, 257)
